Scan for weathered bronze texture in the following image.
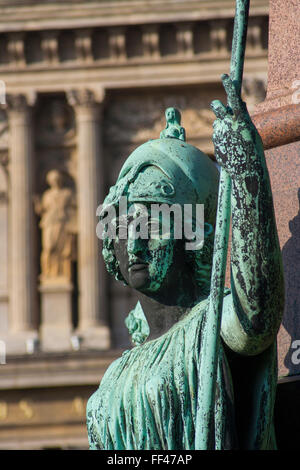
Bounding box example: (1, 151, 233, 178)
(87, 95, 284, 448)
(86, 0, 284, 450)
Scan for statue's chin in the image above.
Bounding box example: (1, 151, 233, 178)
(128, 266, 150, 290)
(128, 267, 166, 294)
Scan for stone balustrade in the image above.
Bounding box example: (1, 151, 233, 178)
(0, 18, 268, 69)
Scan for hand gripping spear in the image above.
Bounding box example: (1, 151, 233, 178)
(196, 0, 250, 449)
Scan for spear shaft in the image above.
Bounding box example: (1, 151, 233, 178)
(197, 0, 250, 449)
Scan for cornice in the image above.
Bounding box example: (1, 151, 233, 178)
(0, 0, 269, 33)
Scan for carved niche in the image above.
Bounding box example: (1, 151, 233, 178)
(34, 96, 78, 284)
(34, 169, 77, 283)
(35, 96, 75, 147)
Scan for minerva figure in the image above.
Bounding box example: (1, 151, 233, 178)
(87, 75, 284, 450)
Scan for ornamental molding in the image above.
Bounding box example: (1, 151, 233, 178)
(0, 1, 269, 34)
(0, 17, 268, 72)
(66, 87, 105, 109)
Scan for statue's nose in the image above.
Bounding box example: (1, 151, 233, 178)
(127, 235, 146, 255)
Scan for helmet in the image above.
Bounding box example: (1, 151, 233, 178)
(102, 109, 219, 227)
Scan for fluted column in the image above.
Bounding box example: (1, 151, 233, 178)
(6, 94, 38, 354)
(67, 88, 110, 350)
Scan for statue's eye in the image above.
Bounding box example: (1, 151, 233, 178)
(146, 219, 160, 238)
(147, 219, 171, 240)
(116, 223, 127, 231)
(147, 219, 159, 232)
(114, 216, 128, 234)
(160, 181, 175, 196)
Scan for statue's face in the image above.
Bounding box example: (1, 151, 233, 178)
(166, 108, 176, 122)
(113, 203, 179, 293)
(47, 170, 63, 189)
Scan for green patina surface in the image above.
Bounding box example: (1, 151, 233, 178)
(86, 0, 284, 450)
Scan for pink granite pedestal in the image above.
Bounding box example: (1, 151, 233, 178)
(252, 0, 300, 378)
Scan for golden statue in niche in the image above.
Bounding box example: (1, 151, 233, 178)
(34, 169, 77, 283)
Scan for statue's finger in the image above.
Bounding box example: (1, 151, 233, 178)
(221, 74, 243, 116)
(210, 100, 227, 119)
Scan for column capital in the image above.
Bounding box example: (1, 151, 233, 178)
(66, 88, 105, 107)
(5, 92, 36, 120)
(6, 94, 28, 113)
(66, 88, 105, 121)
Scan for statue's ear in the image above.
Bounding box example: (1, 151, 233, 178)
(204, 223, 213, 236)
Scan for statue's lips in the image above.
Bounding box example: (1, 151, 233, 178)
(129, 263, 148, 272)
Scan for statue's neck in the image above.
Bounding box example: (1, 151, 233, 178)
(135, 276, 206, 342)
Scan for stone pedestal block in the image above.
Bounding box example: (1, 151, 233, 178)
(75, 325, 111, 351)
(252, 0, 300, 378)
(39, 279, 73, 352)
(3, 330, 39, 356)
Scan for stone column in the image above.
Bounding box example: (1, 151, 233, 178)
(0, 162, 9, 337)
(67, 89, 110, 350)
(5, 94, 38, 354)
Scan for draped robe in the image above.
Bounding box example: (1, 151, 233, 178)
(87, 295, 277, 450)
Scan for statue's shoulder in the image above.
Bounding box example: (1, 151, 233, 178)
(125, 302, 149, 346)
(61, 187, 74, 199)
(42, 188, 53, 201)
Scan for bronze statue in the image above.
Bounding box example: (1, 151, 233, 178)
(86, 0, 284, 450)
(160, 107, 186, 141)
(87, 85, 284, 448)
